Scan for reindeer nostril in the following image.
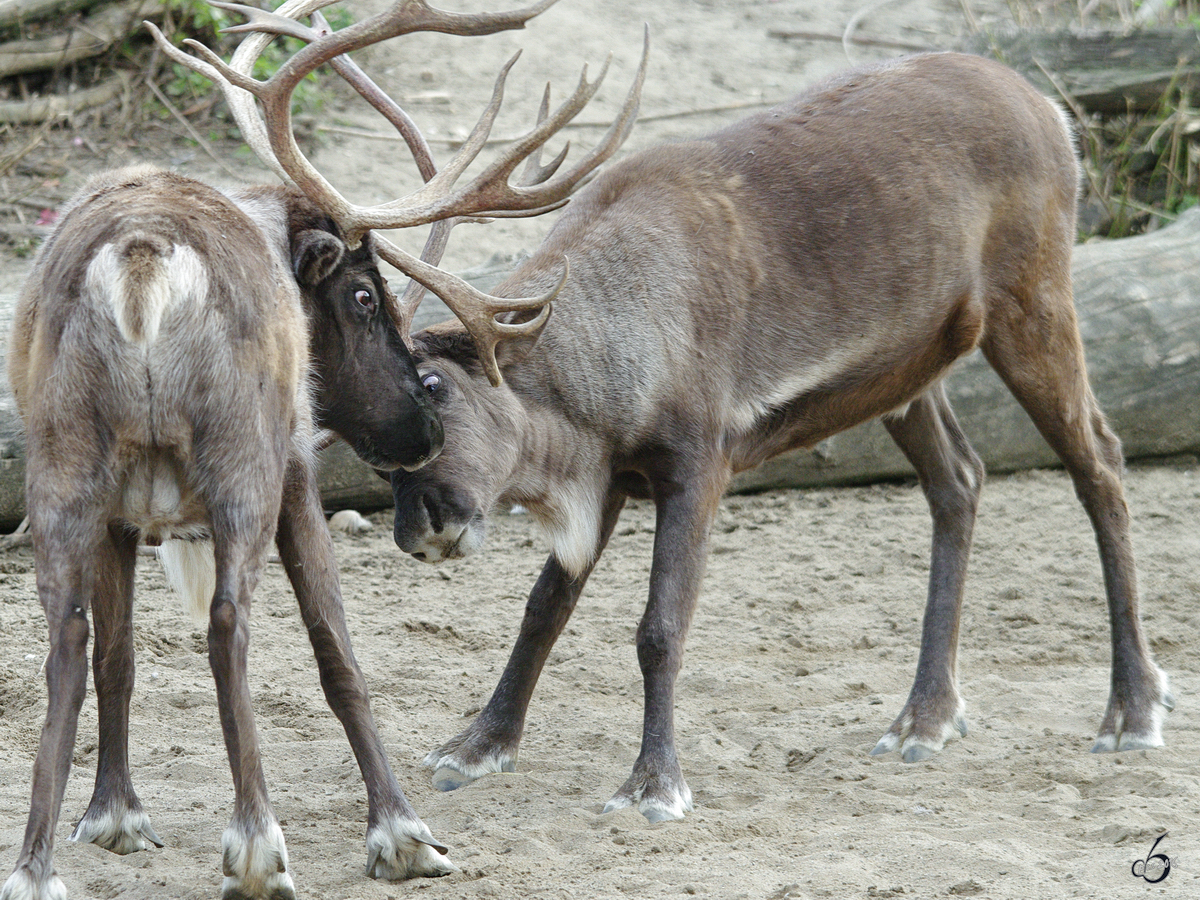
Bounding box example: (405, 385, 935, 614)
(413, 552, 426, 561)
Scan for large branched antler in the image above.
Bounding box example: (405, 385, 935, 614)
(146, 0, 648, 385)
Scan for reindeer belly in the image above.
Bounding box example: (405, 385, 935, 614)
(728, 288, 985, 473)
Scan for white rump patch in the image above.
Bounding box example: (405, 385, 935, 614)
(88, 242, 208, 347)
(156, 538, 215, 622)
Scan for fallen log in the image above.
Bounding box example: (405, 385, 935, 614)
(964, 25, 1200, 115)
(0, 210, 1198, 532)
(0, 72, 127, 125)
(770, 24, 1200, 117)
(0, 0, 166, 78)
(0, 0, 101, 34)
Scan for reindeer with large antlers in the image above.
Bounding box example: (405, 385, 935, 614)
(384, 49, 1174, 824)
(1, 2, 645, 898)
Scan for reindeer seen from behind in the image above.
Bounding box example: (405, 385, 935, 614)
(387, 51, 1174, 823)
(3, 0, 647, 896)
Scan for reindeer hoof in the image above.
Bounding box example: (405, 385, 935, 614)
(871, 702, 968, 761)
(901, 743, 936, 763)
(221, 879, 294, 900)
(603, 773, 693, 823)
(221, 820, 294, 900)
(70, 806, 163, 854)
(1, 867, 67, 900)
(365, 815, 457, 880)
(423, 746, 515, 792)
(431, 765, 474, 792)
(1092, 668, 1173, 753)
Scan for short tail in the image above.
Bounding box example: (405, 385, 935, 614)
(156, 539, 215, 623)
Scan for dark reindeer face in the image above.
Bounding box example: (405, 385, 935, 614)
(389, 330, 522, 562)
(294, 232, 444, 472)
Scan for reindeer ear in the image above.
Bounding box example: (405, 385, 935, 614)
(291, 229, 345, 285)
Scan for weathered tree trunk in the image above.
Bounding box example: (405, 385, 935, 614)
(1, 212, 1198, 531)
(0, 0, 166, 78)
(964, 25, 1200, 115)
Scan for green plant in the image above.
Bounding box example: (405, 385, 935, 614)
(155, 1, 354, 122)
(1073, 76, 1200, 238)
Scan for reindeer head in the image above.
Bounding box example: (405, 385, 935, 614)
(280, 192, 443, 470)
(389, 325, 524, 562)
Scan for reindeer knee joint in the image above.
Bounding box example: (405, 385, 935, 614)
(59, 606, 90, 652)
(208, 595, 240, 638)
(636, 625, 681, 673)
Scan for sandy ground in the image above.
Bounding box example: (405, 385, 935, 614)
(2, 1, 1199, 899)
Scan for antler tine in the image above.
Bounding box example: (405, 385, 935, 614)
(393, 219, 456, 343)
(505, 24, 648, 204)
(308, 10, 438, 182)
(212, 0, 336, 42)
(517, 84, 571, 187)
(383, 25, 648, 223)
(151, 0, 574, 240)
(154, 0, 647, 384)
(374, 233, 563, 387)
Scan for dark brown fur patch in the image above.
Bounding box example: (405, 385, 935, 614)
(414, 324, 483, 376)
(113, 234, 171, 344)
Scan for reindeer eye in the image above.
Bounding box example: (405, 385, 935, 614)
(421, 373, 441, 394)
(354, 289, 373, 308)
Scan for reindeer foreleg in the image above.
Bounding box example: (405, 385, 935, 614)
(603, 471, 724, 822)
(275, 461, 454, 880)
(425, 491, 628, 792)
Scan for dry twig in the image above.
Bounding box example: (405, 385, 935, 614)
(144, 78, 242, 181)
(0, 518, 31, 551)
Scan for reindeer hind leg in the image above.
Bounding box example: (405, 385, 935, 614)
(71, 522, 164, 855)
(981, 276, 1172, 752)
(872, 383, 982, 761)
(207, 509, 295, 900)
(2, 505, 106, 900)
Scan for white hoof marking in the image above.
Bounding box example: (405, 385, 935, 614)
(221, 820, 294, 900)
(0, 868, 67, 900)
(365, 815, 456, 880)
(70, 807, 163, 855)
(603, 780, 693, 823)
